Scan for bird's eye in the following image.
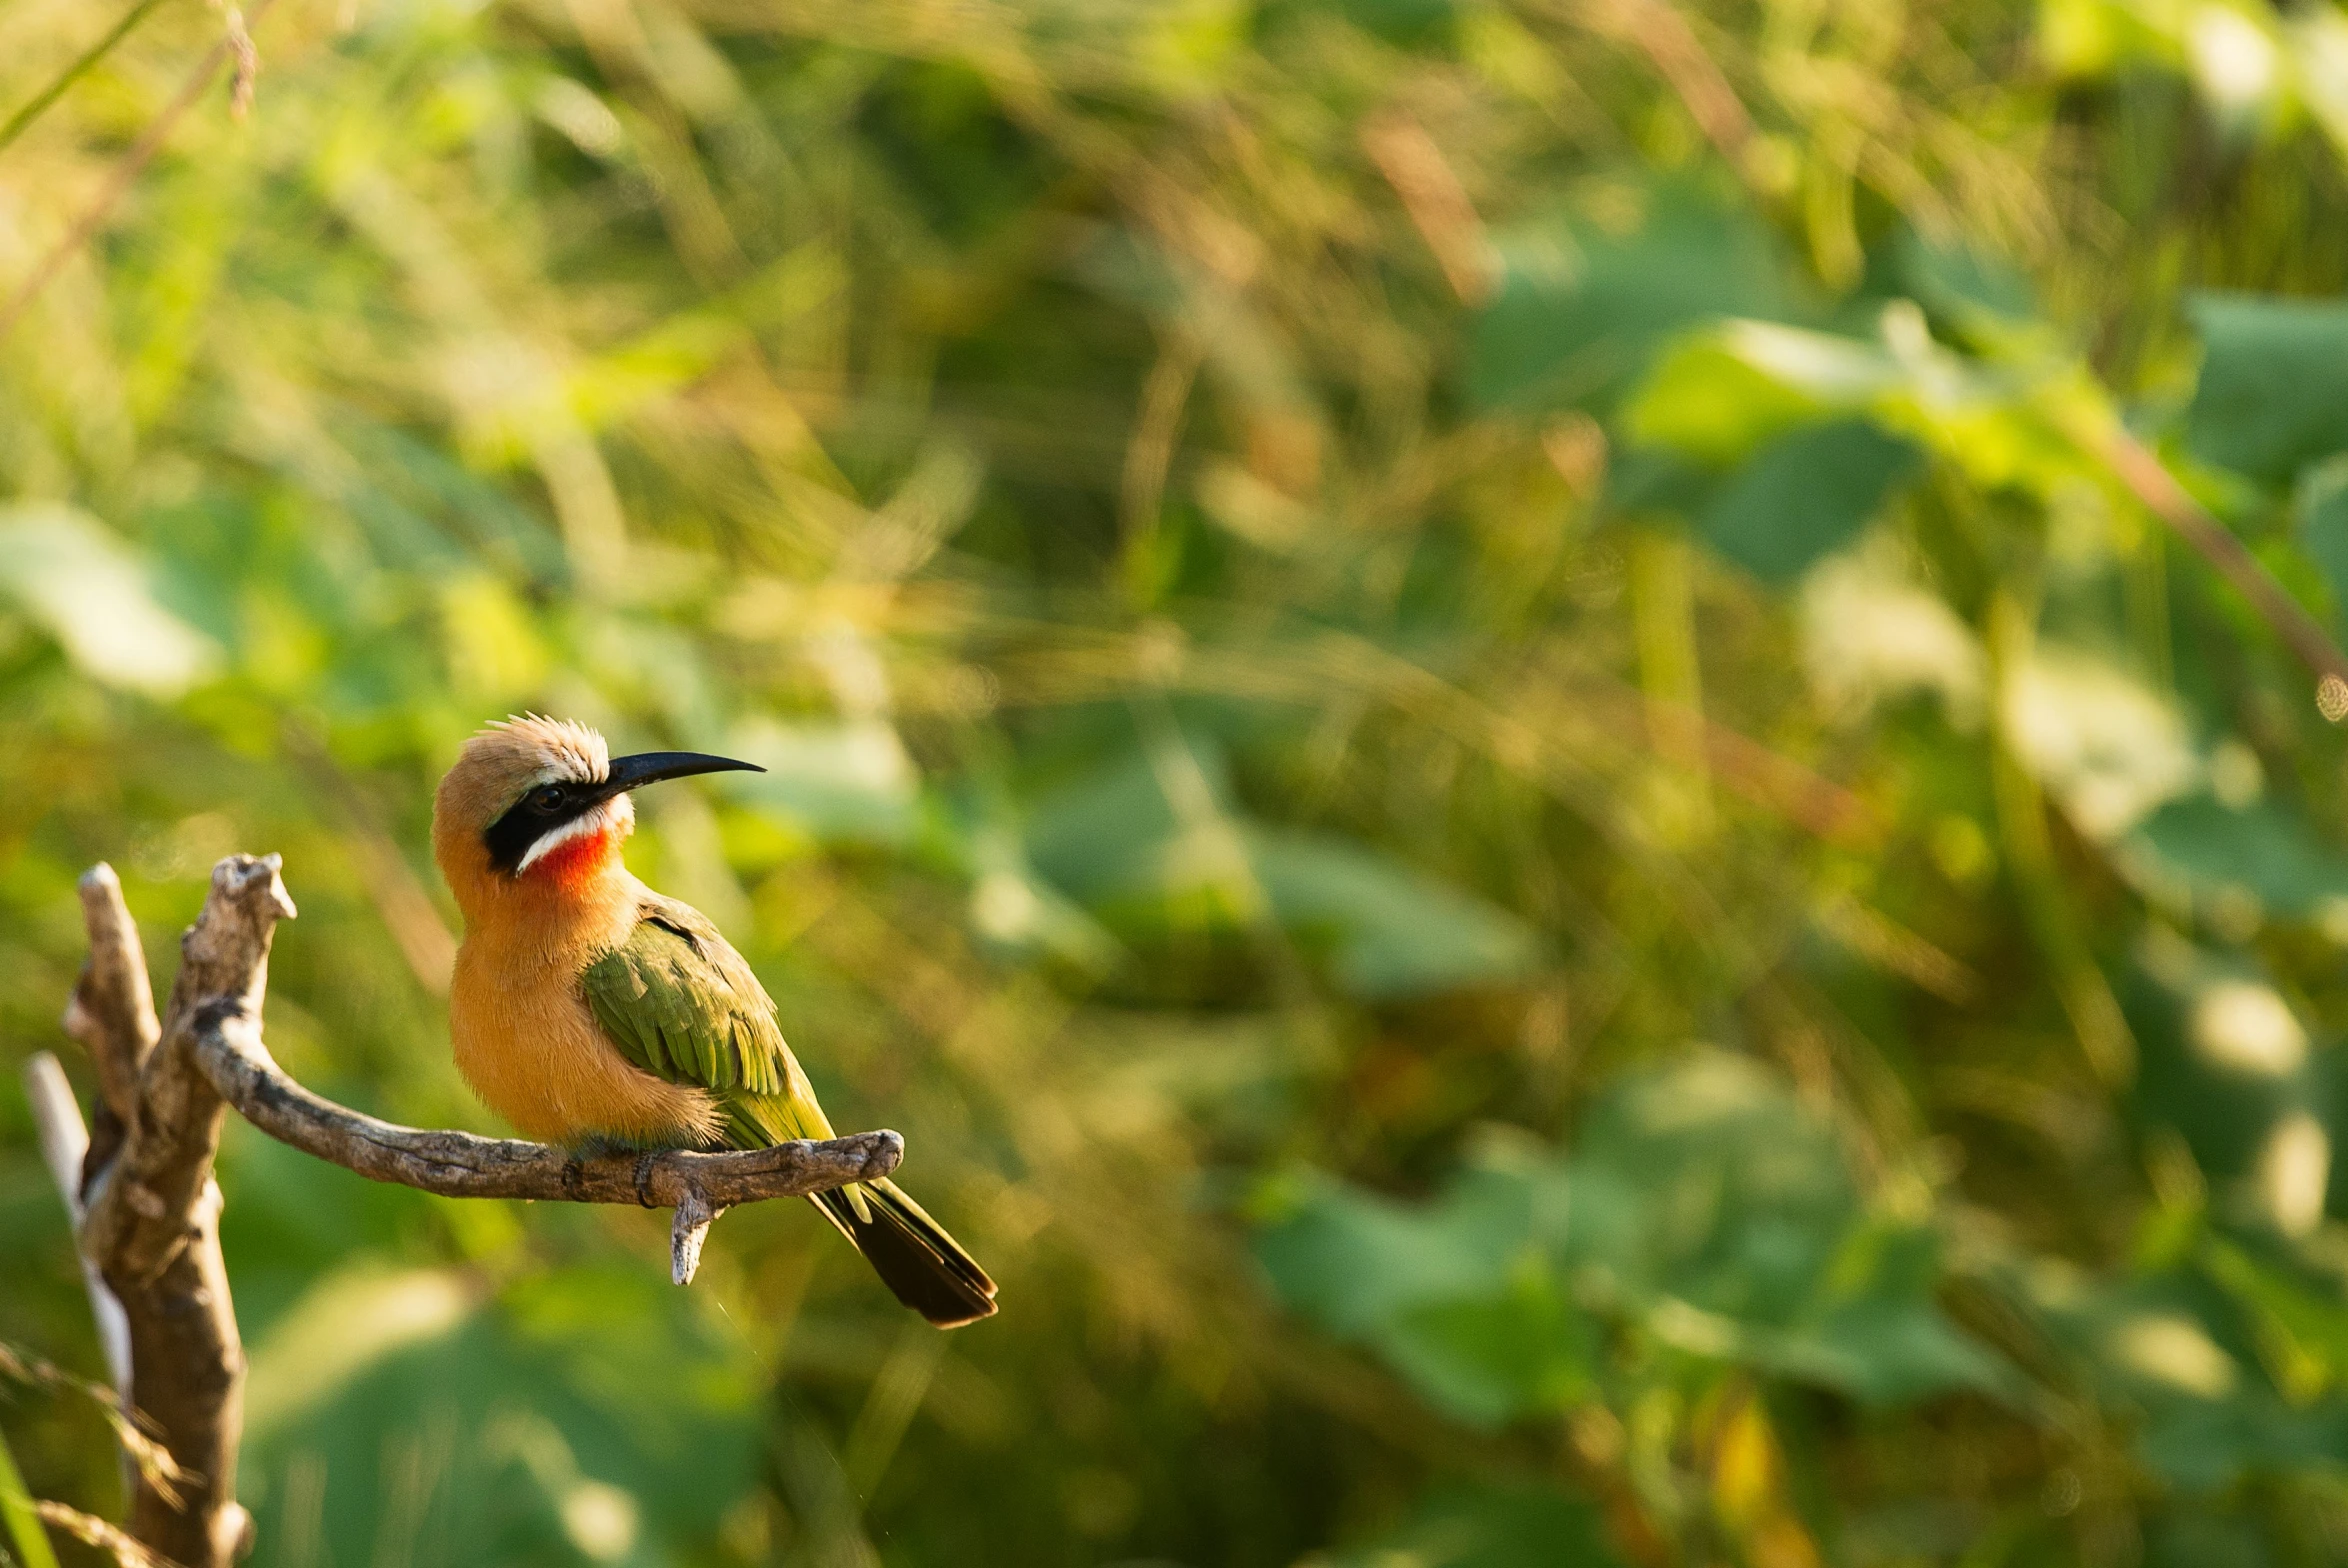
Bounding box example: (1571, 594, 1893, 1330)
(527, 785, 566, 814)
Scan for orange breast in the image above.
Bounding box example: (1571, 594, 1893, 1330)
(447, 877, 721, 1149)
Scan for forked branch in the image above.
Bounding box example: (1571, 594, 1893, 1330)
(48, 855, 900, 1568)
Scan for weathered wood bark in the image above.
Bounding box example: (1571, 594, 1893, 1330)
(21, 1052, 131, 1395)
(194, 993, 903, 1210)
(54, 855, 903, 1568)
(71, 860, 251, 1568)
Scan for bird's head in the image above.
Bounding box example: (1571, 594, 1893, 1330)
(431, 715, 762, 914)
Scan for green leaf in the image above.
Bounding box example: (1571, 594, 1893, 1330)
(1328, 0, 1453, 45)
(240, 1262, 760, 1566)
(2135, 1394, 2348, 1492)
(2188, 293, 2348, 484)
(1023, 749, 1541, 997)
(0, 1425, 62, 1568)
(2297, 457, 2348, 632)
(1699, 418, 1922, 583)
(0, 505, 219, 695)
(1604, 446, 1725, 517)
(1470, 184, 1799, 414)
(1024, 749, 1208, 902)
(1251, 830, 1544, 999)
(2204, 1239, 2348, 1385)
(1383, 1271, 1593, 1427)
(1569, 1053, 1859, 1321)
(1620, 335, 1834, 464)
(1768, 1297, 2016, 1407)
(1255, 1169, 1529, 1339)
(725, 716, 919, 845)
(1259, 1053, 2009, 1421)
(1896, 230, 2036, 329)
(2131, 795, 2348, 917)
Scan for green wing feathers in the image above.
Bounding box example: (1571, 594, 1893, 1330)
(582, 895, 999, 1326)
(582, 900, 830, 1139)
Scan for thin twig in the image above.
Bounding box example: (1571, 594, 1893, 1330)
(19, 1055, 134, 1398)
(0, 1341, 188, 1508)
(1118, 332, 1202, 581)
(213, 1, 258, 119)
(34, 1501, 184, 1568)
(2092, 424, 2348, 711)
(64, 865, 161, 1131)
(1578, 0, 1759, 176)
(0, 0, 279, 346)
(0, 0, 178, 162)
(1360, 110, 1494, 305)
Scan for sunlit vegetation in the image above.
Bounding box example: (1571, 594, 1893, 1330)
(10, 0, 2348, 1562)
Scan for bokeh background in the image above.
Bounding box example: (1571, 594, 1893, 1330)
(8, 0, 2348, 1562)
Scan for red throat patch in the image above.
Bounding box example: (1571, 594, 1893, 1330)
(529, 825, 620, 891)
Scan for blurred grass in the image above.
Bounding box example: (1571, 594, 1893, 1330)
(8, 0, 2348, 1563)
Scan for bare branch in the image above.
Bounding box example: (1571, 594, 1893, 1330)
(60, 852, 901, 1566)
(164, 851, 900, 1204)
(83, 859, 285, 1286)
(20, 1053, 133, 1396)
(671, 1189, 723, 1286)
(195, 1004, 904, 1205)
(23, 1052, 91, 1216)
(69, 857, 278, 1566)
(64, 864, 160, 1132)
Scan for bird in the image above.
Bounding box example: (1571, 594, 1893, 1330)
(430, 714, 997, 1327)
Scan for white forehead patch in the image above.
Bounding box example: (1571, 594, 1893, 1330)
(491, 714, 609, 786)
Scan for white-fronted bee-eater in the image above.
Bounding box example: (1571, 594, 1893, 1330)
(431, 715, 997, 1326)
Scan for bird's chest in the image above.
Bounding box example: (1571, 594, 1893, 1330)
(449, 927, 718, 1148)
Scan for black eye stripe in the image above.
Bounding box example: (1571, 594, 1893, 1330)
(483, 780, 607, 874)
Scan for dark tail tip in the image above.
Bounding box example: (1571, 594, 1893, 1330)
(815, 1179, 998, 1328)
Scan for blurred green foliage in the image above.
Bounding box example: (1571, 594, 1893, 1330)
(8, 0, 2348, 1562)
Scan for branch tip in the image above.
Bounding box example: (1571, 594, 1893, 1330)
(671, 1189, 723, 1285)
(207, 852, 297, 920)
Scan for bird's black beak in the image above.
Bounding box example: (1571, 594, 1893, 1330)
(596, 751, 765, 800)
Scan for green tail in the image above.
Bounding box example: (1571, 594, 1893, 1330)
(812, 1178, 998, 1327)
